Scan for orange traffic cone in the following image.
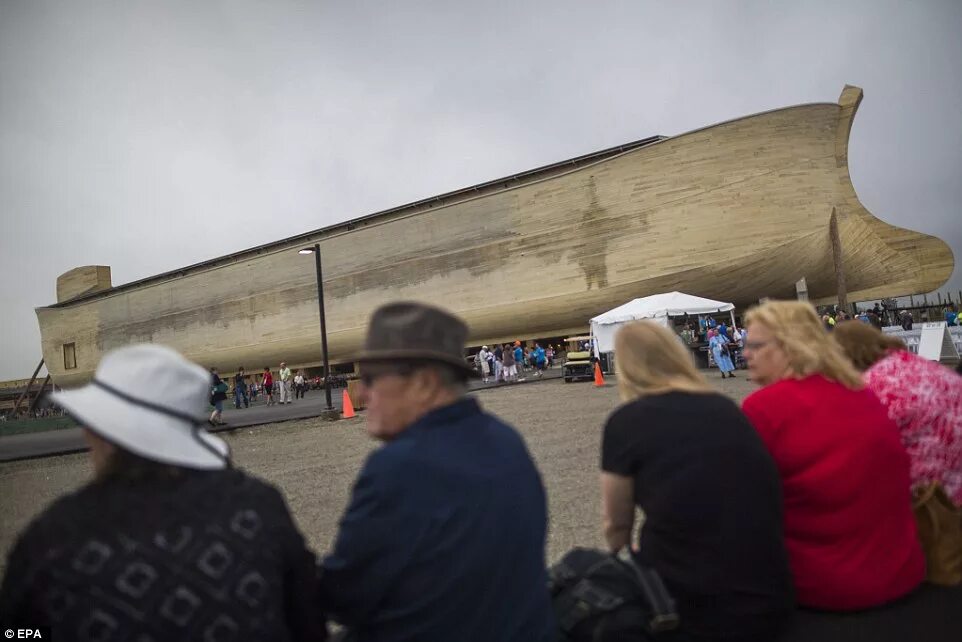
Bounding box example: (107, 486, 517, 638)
(342, 389, 356, 418)
(594, 362, 605, 387)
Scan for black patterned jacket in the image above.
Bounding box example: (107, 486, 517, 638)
(0, 468, 326, 641)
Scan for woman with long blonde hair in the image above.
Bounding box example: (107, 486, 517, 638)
(601, 320, 792, 642)
(741, 301, 924, 611)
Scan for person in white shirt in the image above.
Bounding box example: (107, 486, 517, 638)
(732, 327, 746, 347)
(477, 346, 491, 383)
(294, 371, 306, 399)
(278, 362, 293, 404)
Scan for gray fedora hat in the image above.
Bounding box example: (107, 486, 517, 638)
(356, 301, 476, 375)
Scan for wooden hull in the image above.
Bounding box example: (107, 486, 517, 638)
(37, 85, 953, 386)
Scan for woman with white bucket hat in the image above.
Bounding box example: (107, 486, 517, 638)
(0, 344, 327, 640)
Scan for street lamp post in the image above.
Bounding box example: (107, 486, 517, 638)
(299, 243, 334, 411)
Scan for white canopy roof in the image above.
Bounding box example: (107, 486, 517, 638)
(591, 291, 734, 325)
(589, 292, 735, 353)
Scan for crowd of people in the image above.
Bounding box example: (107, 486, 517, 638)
(819, 301, 962, 332)
(206, 361, 320, 425)
(691, 300, 962, 383)
(1, 299, 960, 641)
(677, 316, 748, 378)
(0, 406, 66, 422)
(473, 341, 556, 383)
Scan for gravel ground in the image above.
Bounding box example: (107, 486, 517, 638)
(0, 370, 756, 573)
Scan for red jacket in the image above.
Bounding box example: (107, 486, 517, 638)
(742, 374, 924, 610)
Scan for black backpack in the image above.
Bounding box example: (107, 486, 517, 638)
(549, 547, 679, 642)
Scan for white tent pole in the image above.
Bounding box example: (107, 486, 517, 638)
(729, 309, 737, 329)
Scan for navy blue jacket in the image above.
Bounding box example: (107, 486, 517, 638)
(319, 398, 555, 642)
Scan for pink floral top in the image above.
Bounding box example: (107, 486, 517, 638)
(864, 350, 962, 505)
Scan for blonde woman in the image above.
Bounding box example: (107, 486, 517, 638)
(601, 321, 792, 642)
(741, 301, 924, 611)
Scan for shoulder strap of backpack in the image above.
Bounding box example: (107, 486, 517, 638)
(618, 552, 680, 632)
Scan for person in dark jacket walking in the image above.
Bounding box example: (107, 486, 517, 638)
(210, 366, 228, 425)
(0, 344, 326, 641)
(900, 310, 914, 331)
(234, 366, 250, 408)
(318, 302, 555, 642)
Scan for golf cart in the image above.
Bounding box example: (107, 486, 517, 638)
(563, 350, 595, 383)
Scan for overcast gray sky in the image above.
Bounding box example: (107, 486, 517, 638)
(1, 0, 960, 380)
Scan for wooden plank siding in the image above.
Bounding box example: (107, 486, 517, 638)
(35, 86, 954, 386)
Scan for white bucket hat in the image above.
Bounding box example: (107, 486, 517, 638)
(50, 344, 230, 470)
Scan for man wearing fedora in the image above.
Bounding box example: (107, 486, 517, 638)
(0, 344, 326, 641)
(318, 302, 555, 642)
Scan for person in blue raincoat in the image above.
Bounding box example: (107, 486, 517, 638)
(709, 328, 737, 378)
(532, 343, 547, 377)
(514, 343, 525, 376)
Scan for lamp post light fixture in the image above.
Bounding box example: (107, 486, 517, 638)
(299, 243, 335, 412)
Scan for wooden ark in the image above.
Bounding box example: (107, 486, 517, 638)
(36, 85, 954, 386)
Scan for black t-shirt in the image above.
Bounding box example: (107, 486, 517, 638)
(601, 391, 793, 637)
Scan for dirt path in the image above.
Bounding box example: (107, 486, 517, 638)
(0, 372, 756, 571)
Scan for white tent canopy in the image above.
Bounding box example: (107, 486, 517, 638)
(590, 291, 735, 353)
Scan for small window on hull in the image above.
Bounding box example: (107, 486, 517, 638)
(63, 343, 77, 370)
